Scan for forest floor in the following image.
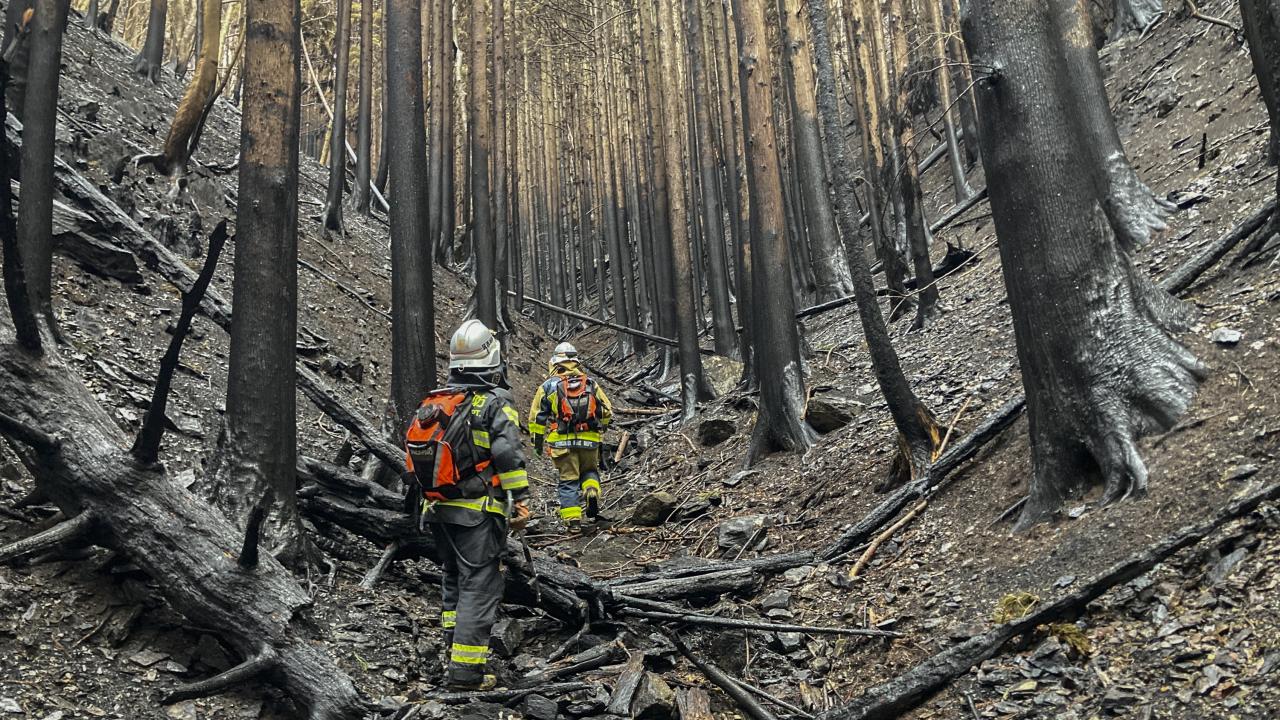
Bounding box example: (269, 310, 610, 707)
(3, 0, 1280, 719)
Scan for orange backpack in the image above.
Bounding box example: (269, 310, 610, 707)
(404, 390, 494, 503)
(555, 373, 601, 433)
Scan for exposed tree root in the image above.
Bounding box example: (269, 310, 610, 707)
(820, 480, 1280, 720)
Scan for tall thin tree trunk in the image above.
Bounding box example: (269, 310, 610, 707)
(322, 0, 352, 230)
(15, 0, 69, 341)
(220, 0, 306, 563)
(658, 0, 713, 412)
(781, 0, 853, 302)
(469, 0, 495, 326)
(923, 0, 974, 202)
(353, 0, 373, 213)
(806, 0, 942, 482)
(387, 0, 436, 418)
(133, 0, 166, 82)
(492, 0, 512, 331)
(886, 0, 940, 329)
(688, 0, 736, 357)
(732, 0, 815, 461)
(1241, 0, 1280, 165)
(438, 2, 458, 266)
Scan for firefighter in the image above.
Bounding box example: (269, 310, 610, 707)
(527, 342, 613, 533)
(405, 320, 530, 690)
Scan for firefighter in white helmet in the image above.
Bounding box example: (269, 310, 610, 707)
(527, 342, 613, 533)
(403, 319, 530, 689)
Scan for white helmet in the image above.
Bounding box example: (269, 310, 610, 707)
(549, 341, 578, 366)
(449, 319, 501, 370)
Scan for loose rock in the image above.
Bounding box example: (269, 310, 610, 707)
(631, 491, 678, 527)
(717, 514, 770, 556)
(631, 672, 676, 720)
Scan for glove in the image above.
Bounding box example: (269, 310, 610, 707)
(533, 436, 544, 457)
(509, 502, 531, 532)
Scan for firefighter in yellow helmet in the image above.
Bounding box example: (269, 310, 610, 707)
(527, 342, 613, 533)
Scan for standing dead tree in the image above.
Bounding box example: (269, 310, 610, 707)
(733, 0, 816, 461)
(322, 0, 353, 231)
(962, 0, 1203, 530)
(134, 0, 167, 81)
(15, 0, 69, 341)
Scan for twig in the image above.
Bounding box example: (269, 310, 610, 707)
(1183, 1, 1239, 34)
(298, 257, 391, 320)
(988, 496, 1028, 528)
(848, 499, 928, 580)
(937, 395, 975, 457)
(359, 541, 401, 590)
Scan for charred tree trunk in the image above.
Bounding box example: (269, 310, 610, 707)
(688, 0, 738, 358)
(469, 0, 496, 327)
(781, 0, 853, 302)
(133, 0, 167, 82)
(386, 0, 436, 420)
(657, 0, 713, 414)
(942, 0, 980, 168)
(205, 0, 308, 565)
(733, 0, 816, 461)
(962, 0, 1204, 530)
(353, 0, 373, 214)
(1062, 0, 1173, 247)
(806, 0, 942, 483)
(492, 0, 511, 331)
(923, 0, 975, 202)
(2, 0, 33, 120)
(886, 0, 939, 330)
(0, 342, 369, 717)
(638, 3, 678, 368)
(1243, 0, 1280, 165)
(427, 0, 447, 261)
(15, 0, 69, 341)
(155, 0, 220, 174)
(322, 0, 352, 231)
(1241, 0, 1280, 245)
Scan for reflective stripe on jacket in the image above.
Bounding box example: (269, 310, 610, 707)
(422, 372, 529, 523)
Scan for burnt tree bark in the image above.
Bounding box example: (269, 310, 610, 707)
(733, 0, 816, 461)
(687, 0, 737, 358)
(806, 0, 942, 481)
(322, 0, 352, 231)
(15, 0, 69, 341)
(657, 0, 713, 414)
(387, 0, 436, 421)
(205, 0, 308, 565)
(781, 0, 854, 303)
(469, 0, 496, 327)
(133, 0, 167, 82)
(1236, 0, 1280, 260)
(963, 0, 1204, 530)
(353, 0, 373, 214)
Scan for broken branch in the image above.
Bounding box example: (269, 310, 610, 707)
(0, 410, 61, 455)
(848, 499, 928, 579)
(162, 647, 279, 704)
(0, 511, 95, 563)
(667, 632, 780, 720)
(821, 479, 1280, 720)
(131, 221, 228, 465)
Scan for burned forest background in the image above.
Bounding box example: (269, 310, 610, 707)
(1, 0, 1280, 718)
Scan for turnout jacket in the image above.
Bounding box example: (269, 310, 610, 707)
(419, 369, 530, 526)
(527, 360, 613, 450)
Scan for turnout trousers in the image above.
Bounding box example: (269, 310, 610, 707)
(429, 516, 505, 684)
(550, 446, 601, 521)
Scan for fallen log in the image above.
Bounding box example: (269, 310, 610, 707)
(1162, 199, 1275, 294)
(508, 290, 682, 348)
(0, 336, 368, 717)
(427, 681, 595, 705)
(610, 566, 760, 601)
(820, 478, 1280, 720)
(619, 606, 900, 637)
